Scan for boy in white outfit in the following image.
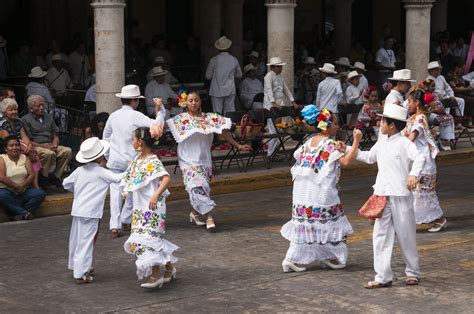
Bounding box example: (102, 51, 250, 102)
(355, 103, 425, 289)
(63, 137, 124, 284)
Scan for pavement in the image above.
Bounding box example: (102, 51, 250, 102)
(1, 163, 474, 313)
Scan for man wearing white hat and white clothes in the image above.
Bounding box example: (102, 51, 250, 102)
(239, 64, 263, 110)
(102, 85, 166, 237)
(145, 66, 179, 118)
(25, 66, 54, 105)
(316, 63, 343, 113)
(353, 61, 369, 90)
(248, 51, 266, 80)
(146, 55, 178, 84)
(386, 69, 416, 109)
(63, 137, 125, 283)
(345, 71, 364, 105)
(426, 61, 465, 123)
(45, 54, 72, 97)
(375, 37, 396, 83)
(205, 36, 242, 115)
(354, 103, 425, 289)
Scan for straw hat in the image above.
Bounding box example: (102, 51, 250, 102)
(154, 56, 166, 64)
(303, 57, 317, 64)
(76, 137, 110, 163)
(427, 61, 442, 70)
(115, 84, 145, 99)
(335, 57, 352, 68)
(28, 66, 47, 78)
(243, 64, 257, 74)
(318, 63, 337, 74)
(267, 57, 286, 66)
(352, 61, 366, 71)
(248, 51, 259, 58)
(388, 69, 416, 82)
(51, 54, 63, 61)
(347, 70, 361, 80)
(377, 102, 408, 122)
(215, 36, 232, 50)
(150, 66, 168, 77)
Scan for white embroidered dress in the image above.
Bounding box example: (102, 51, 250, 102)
(281, 137, 353, 265)
(121, 155, 178, 279)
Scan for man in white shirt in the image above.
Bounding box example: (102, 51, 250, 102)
(450, 36, 469, 62)
(68, 42, 91, 88)
(45, 54, 71, 97)
(375, 37, 397, 83)
(84, 84, 96, 103)
(205, 36, 242, 115)
(145, 66, 178, 117)
(25, 66, 54, 105)
(102, 85, 166, 237)
(145, 55, 178, 84)
(385, 69, 415, 109)
(352, 61, 369, 90)
(239, 64, 263, 110)
(345, 71, 364, 105)
(316, 63, 343, 113)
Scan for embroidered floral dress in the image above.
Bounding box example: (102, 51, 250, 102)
(429, 98, 455, 140)
(166, 112, 231, 215)
(404, 114, 444, 224)
(121, 155, 178, 279)
(281, 137, 353, 265)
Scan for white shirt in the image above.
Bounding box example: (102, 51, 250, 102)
(375, 48, 396, 71)
(68, 51, 90, 86)
(45, 52, 69, 68)
(206, 52, 242, 97)
(84, 84, 96, 102)
(385, 89, 405, 106)
(45, 67, 71, 95)
(450, 45, 468, 61)
(427, 74, 454, 99)
(146, 69, 178, 84)
(316, 76, 342, 113)
(144, 80, 178, 115)
(263, 70, 295, 109)
(358, 74, 369, 90)
(63, 163, 124, 219)
(102, 105, 165, 170)
(25, 82, 54, 104)
(177, 133, 214, 168)
(345, 84, 364, 104)
(356, 132, 425, 196)
(239, 77, 263, 108)
(462, 72, 474, 84)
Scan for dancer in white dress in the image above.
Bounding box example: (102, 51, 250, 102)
(281, 105, 362, 272)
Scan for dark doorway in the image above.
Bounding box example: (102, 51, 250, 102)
(166, 0, 193, 41)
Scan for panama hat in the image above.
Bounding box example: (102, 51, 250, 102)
(76, 137, 110, 163)
(248, 51, 259, 58)
(318, 63, 337, 74)
(154, 56, 166, 64)
(115, 84, 145, 99)
(267, 57, 286, 66)
(427, 61, 442, 70)
(303, 57, 317, 64)
(51, 54, 63, 61)
(243, 64, 257, 74)
(388, 69, 416, 82)
(335, 57, 352, 68)
(28, 66, 47, 78)
(352, 61, 366, 71)
(150, 66, 168, 77)
(215, 36, 232, 50)
(377, 102, 408, 122)
(347, 70, 361, 80)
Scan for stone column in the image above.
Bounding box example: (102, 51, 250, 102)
(265, 0, 297, 100)
(404, 0, 434, 82)
(333, 0, 352, 58)
(90, 0, 126, 113)
(200, 0, 222, 66)
(223, 0, 244, 65)
(431, 0, 448, 35)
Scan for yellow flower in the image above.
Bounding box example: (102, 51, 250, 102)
(129, 243, 135, 253)
(321, 108, 330, 116)
(147, 162, 153, 172)
(318, 121, 328, 130)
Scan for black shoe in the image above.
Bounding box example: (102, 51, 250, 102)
(48, 175, 63, 188)
(39, 174, 50, 189)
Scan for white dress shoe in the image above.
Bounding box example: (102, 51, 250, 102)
(320, 259, 346, 269)
(140, 276, 164, 289)
(189, 212, 206, 226)
(282, 260, 306, 273)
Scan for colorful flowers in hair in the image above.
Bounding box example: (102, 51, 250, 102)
(423, 93, 435, 105)
(301, 105, 320, 126)
(418, 79, 432, 92)
(177, 89, 188, 108)
(316, 108, 332, 131)
(363, 85, 378, 102)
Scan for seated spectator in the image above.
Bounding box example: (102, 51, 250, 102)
(0, 98, 42, 187)
(0, 87, 15, 119)
(45, 40, 70, 69)
(450, 36, 468, 63)
(239, 64, 264, 110)
(447, 61, 474, 128)
(25, 67, 54, 106)
(45, 54, 72, 97)
(345, 71, 364, 106)
(247, 51, 266, 81)
(145, 56, 178, 84)
(352, 62, 369, 90)
(144, 66, 179, 118)
(299, 57, 319, 103)
(0, 136, 46, 220)
(437, 41, 456, 76)
(21, 95, 72, 189)
(84, 112, 109, 140)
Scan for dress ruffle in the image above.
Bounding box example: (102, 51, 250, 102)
(285, 241, 348, 265)
(181, 166, 215, 215)
(413, 191, 444, 224)
(166, 112, 232, 143)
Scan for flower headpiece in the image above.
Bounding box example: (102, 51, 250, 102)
(301, 105, 332, 131)
(177, 89, 188, 108)
(363, 85, 378, 102)
(417, 79, 433, 92)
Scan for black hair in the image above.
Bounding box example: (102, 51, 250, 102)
(383, 117, 406, 132)
(0, 86, 6, 97)
(134, 127, 159, 150)
(408, 88, 430, 111)
(121, 98, 133, 105)
(90, 112, 109, 139)
(186, 89, 201, 98)
(3, 135, 19, 149)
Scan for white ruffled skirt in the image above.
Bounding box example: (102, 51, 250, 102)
(413, 173, 444, 224)
(181, 166, 215, 215)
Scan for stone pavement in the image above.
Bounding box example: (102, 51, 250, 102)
(1, 163, 473, 313)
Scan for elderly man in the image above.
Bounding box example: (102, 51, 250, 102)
(45, 54, 72, 97)
(145, 55, 178, 84)
(21, 95, 72, 189)
(144, 66, 179, 118)
(239, 64, 263, 110)
(103, 84, 166, 238)
(206, 36, 242, 115)
(25, 66, 54, 106)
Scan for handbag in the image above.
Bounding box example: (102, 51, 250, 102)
(233, 114, 264, 141)
(358, 195, 387, 219)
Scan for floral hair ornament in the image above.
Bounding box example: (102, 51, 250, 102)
(363, 85, 378, 102)
(423, 93, 435, 105)
(317, 108, 332, 131)
(301, 105, 320, 126)
(177, 89, 188, 108)
(418, 79, 432, 92)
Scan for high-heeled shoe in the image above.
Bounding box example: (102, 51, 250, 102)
(140, 276, 164, 289)
(189, 212, 206, 226)
(320, 259, 346, 270)
(206, 217, 216, 230)
(282, 260, 306, 273)
(163, 267, 176, 283)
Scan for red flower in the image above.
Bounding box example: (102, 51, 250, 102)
(305, 207, 312, 217)
(320, 151, 330, 161)
(183, 119, 189, 124)
(317, 114, 324, 122)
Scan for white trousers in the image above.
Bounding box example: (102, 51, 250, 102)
(211, 94, 235, 115)
(109, 169, 133, 230)
(373, 195, 420, 284)
(266, 118, 279, 157)
(68, 216, 99, 279)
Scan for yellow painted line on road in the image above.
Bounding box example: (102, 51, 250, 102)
(460, 260, 474, 269)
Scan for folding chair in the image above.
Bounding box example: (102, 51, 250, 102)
(338, 104, 375, 150)
(451, 101, 474, 148)
(266, 106, 296, 164)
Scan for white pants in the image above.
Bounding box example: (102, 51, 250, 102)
(211, 94, 235, 115)
(373, 195, 420, 284)
(109, 169, 133, 230)
(266, 118, 279, 157)
(68, 216, 99, 279)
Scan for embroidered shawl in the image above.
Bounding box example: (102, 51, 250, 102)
(166, 112, 232, 143)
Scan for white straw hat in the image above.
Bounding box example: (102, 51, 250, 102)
(154, 56, 166, 64)
(427, 61, 443, 70)
(377, 102, 408, 122)
(243, 64, 257, 74)
(150, 66, 168, 77)
(248, 51, 259, 58)
(115, 84, 145, 99)
(303, 57, 317, 64)
(215, 36, 232, 50)
(318, 63, 337, 74)
(28, 66, 47, 78)
(267, 57, 286, 66)
(347, 70, 361, 80)
(76, 137, 110, 163)
(335, 57, 352, 68)
(388, 69, 416, 82)
(352, 61, 366, 71)
(51, 54, 63, 61)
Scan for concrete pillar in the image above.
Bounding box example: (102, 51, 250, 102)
(333, 0, 352, 58)
(404, 0, 434, 82)
(200, 0, 222, 66)
(265, 0, 297, 100)
(90, 0, 126, 114)
(431, 0, 448, 35)
(223, 0, 244, 65)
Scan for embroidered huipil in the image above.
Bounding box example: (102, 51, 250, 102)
(316, 77, 343, 113)
(263, 70, 295, 109)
